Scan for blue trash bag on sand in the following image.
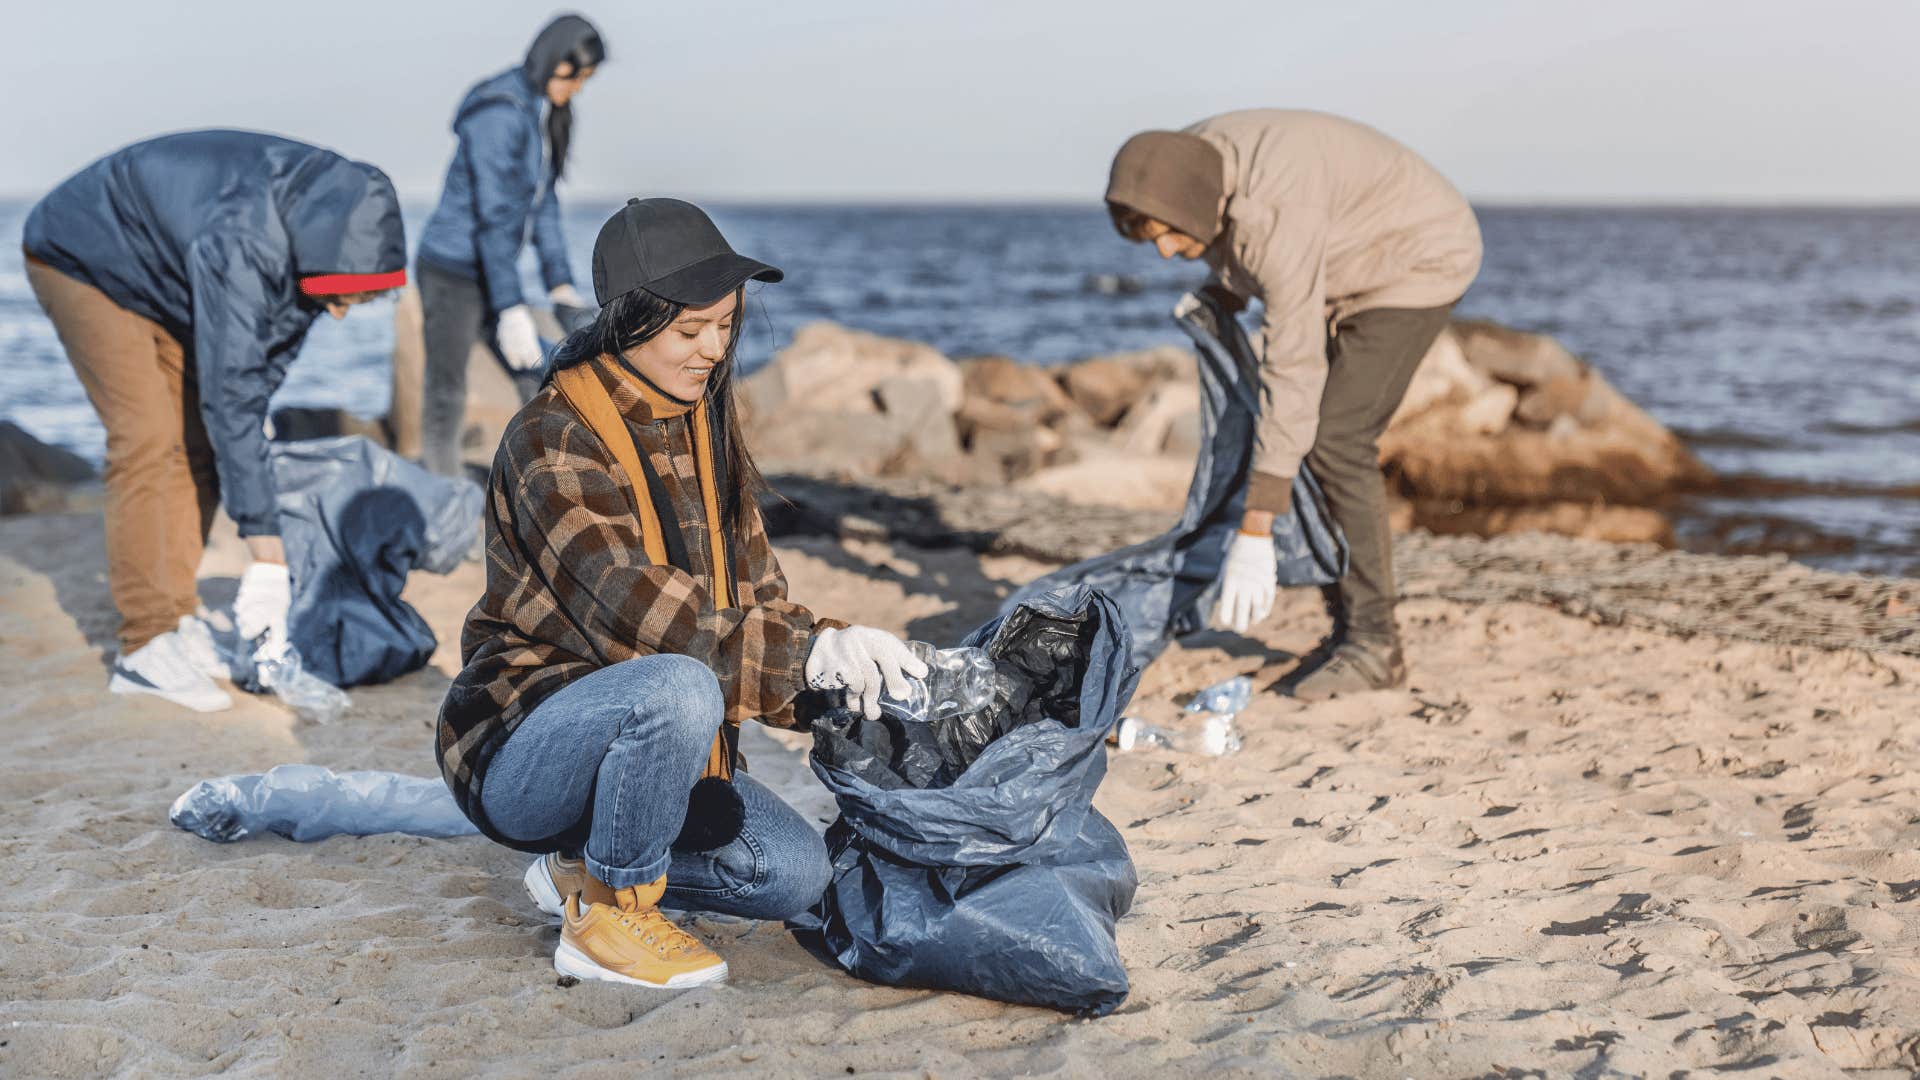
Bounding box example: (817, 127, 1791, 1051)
(803, 585, 1141, 1016)
(1004, 291, 1347, 671)
(271, 436, 482, 687)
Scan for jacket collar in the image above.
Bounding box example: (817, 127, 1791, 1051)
(589, 353, 698, 423)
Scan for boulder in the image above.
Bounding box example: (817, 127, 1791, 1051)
(1514, 370, 1609, 429)
(1015, 454, 1193, 513)
(1380, 393, 1710, 507)
(967, 425, 1064, 482)
(0, 421, 99, 515)
(959, 356, 1075, 422)
(1085, 345, 1197, 387)
(1115, 382, 1202, 456)
(1379, 320, 1711, 507)
(1459, 384, 1521, 437)
(1390, 328, 1492, 425)
(747, 322, 963, 417)
(874, 376, 963, 473)
(1058, 358, 1149, 427)
(1451, 319, 1586, 388)
(1410, 499, 1676, 546)
(746, 407, 923, 479)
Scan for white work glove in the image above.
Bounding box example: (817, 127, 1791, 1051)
(234, 561, 292, 643)
(548, 283, 587, 308)
(1212, 530, 1277, 635)
(806, 626, 930, 721)
(495, 304, 544, 371)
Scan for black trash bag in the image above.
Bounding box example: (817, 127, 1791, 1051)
(819, 643, 1039, 790)
(271, 436, 483, 687)
(1004, 291, 1348, 670)
(803, 586, 1140, 1016)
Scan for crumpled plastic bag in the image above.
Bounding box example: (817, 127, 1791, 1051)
(271, 436, 483, 687)
(803, 585, 1140, 1016)
(170, 764, 479, 843)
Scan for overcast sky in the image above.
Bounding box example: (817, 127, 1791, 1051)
(4, 0, 1916, 203)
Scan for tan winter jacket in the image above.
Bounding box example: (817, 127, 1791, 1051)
(1191, 110, 1483, 487)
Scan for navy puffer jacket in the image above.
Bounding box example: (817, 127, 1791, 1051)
(415, 15, 601, 314)
(22, 130, 406, 537)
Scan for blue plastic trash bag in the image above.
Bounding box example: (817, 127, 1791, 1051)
(805, 585, 1140, 1016)
(271, 436, 482, 687)
(1005, 291, 1347, 670)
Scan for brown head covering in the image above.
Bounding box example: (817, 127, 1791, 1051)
(1105, 130, 1227, 245)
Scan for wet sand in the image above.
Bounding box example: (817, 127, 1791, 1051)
(2, 510, 1917, 1077)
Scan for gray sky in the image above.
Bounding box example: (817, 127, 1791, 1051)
(4, 0, 1917, 203)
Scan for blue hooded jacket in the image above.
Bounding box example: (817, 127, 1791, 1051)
(416, 15, 601, 314)
(22, 130, 407, 537)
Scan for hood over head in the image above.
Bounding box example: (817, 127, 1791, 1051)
(1105, 130, 1227, 246)
(522, 13, 606, 87)
(283, 156, 408, 296)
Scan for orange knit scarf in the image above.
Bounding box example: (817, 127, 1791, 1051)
(553, 354, 737, 781)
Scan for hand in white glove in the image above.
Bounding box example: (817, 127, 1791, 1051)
(1213, 530, 1277, 635)
(234, 561, 292, 643)
(495, 304, 544, 371)
(806, 626, 930, 721)
(548, 283, 588, 308)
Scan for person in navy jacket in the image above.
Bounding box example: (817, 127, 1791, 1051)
(22, 130, 406, 712)
(411, 13, 606, 476)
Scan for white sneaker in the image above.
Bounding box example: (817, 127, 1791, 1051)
(109, 632, 234, 713)
(175, 615, 231, 680)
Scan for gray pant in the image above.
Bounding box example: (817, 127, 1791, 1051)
(417, 261, 540, 477)
(1307, 305, 1452, 641)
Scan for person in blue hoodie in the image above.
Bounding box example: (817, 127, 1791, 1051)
(22, 130, 406, 713)
(411, 14, 607, 477)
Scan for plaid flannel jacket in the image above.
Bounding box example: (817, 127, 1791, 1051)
(436, 360, 824, 839)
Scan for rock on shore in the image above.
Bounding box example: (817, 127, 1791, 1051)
(740, 318, 1711, 544)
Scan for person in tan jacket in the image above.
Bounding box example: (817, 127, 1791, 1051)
(1106, 109, 1482, 699)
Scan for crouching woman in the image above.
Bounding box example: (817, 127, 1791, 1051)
(436, 198, 924, 989)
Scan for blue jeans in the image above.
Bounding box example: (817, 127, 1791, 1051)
(478, 654, 832, 920)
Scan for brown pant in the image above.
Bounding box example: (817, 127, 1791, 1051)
(1309, 304, 1453, 642)
(26, 258, 219, 653)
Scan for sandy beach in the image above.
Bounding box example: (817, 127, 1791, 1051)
(2, 503, 1916, 1079)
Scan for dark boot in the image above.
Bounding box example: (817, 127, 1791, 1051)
(1282, 633, 1406, 701)
(1277, 586, 1405, 700)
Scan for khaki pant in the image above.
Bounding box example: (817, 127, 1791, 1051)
(26, 258, 218, 653)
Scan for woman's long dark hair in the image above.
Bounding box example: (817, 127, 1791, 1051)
(546, 287, 768, 550)
(524, 16, 606, 180)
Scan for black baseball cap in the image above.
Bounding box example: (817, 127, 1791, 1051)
(591, 198, 783, 307)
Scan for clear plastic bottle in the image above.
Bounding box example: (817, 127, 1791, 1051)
(169, 764, 480, 843)
(1113, 713, 1242, 756)
(224, 633, 351, 724)
(1184, 675, 1252, 717)
(886, 642, 1000, 723)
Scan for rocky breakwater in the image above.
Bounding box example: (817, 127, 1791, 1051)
(740, 319, 1711, 545)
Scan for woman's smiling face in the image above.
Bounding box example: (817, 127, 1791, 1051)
(622, 290, 739, 401)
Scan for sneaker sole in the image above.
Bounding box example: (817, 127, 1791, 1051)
(553, 941, 728, 989)
(108, 672, 233, 713)
(523, 857, 566, 920)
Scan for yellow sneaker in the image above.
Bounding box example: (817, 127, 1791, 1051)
(555, 876, 728, 989)
(523, 852, 615, 919)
